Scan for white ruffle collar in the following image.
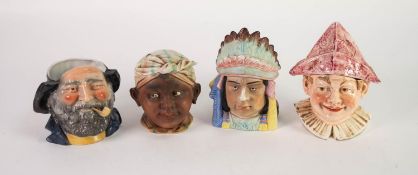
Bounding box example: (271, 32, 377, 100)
(295, 99, 370, 140)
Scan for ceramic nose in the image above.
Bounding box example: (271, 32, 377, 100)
(239, 88, 250, 101)
(328, 89, 342, 106)
(78, 83, 94, 102)
(160, 99, 176, 114)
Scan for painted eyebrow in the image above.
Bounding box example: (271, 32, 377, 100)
(226, 80, 240, 84)
(86, 79, 104, 84)
(144, 83, 160, 90)
(317, 76, 331, 84)
(341, 80, 356, 86)
(63, 79, 103, 86)
(247, 81, 263, 85)
(63, 81, 81, 86)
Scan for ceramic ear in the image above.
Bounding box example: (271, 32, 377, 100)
(130, 88, 141, 107)
(192, 83, 201, 104)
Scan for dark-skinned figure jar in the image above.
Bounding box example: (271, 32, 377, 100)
(130, 50, 201, 133)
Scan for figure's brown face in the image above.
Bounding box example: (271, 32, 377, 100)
(304, 75, 368, 124)
(130, 74, 201, 129)
(225, 76, 266, 118)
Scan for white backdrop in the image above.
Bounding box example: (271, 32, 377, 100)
(1, 0, 417, 175)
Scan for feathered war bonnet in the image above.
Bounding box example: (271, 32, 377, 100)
(216, 28, 281, 80)
(210, 28, 280, 130)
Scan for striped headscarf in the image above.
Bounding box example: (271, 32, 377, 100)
(134, 50, 197, 88)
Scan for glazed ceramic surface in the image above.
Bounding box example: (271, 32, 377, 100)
(210, 28, 280, 131)
(130, 50, 201, 133)
(33, 59, 121, 145)
(289, 22, 380, 140)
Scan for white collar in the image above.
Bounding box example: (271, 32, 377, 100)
(295, 99, 370, 140)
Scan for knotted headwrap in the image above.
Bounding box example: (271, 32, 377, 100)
(134, 50, 197, 88)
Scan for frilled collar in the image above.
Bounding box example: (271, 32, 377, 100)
(294, 99, 370, 140)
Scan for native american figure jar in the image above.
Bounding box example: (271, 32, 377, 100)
(210, 28, 280, 131)
(289, 22, 381, 140)
(33, 59, 122, 145)
(130, 50, 201, 133)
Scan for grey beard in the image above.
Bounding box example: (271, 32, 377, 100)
(48, 92, 114, 137)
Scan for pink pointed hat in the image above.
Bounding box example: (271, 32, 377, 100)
(289, 22, 380, 83)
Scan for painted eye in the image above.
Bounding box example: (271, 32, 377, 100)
(318, 87, 326, 91)
(63, 86, 78, 93)
(341, 87, 352, 94)
(233, 86, 238, 90)
(150, 93, 159, 99)
(70, 87, 77, 92)
(173, 91, 182, 96)
(250, 87, 256, 91)
(91, 84, 105, 90)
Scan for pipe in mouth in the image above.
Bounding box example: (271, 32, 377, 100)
(92, 107, 111, 117)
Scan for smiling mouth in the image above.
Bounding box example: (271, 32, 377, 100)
(322, 105, 344, 112)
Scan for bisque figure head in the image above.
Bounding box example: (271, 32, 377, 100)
(289, 22, 380, 140)
(210, 28, 281, 131)
(130, 50, 201, 133)
(33, 59, 122, 145)
(225, 76, 266, 118)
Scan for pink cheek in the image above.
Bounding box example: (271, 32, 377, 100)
(62, 94, 78, 105)
(95, 91, 108, 101)
(312, 92, 327, 104)
(341, 95, 357, 108)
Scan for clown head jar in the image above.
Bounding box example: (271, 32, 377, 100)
(289, 22, 381, 140)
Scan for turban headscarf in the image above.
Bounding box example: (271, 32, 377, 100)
(135, 50, 197, 88)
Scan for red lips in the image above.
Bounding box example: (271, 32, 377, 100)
(322, 105, 343, 112)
